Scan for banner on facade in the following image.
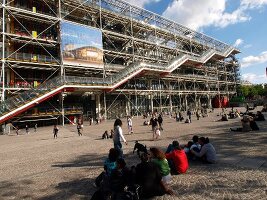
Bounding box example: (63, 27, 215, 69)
(61, 21, 103, 68)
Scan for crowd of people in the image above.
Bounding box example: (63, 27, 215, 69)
(90, 105, 267, 199)
(92, 116, 218, 200)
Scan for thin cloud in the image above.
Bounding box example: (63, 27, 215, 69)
(244, 44, 252, 49)
(241, 51, 267, 68)
(242, 73, 266, 84)
(241, 0, 267, 9)
(233, 38, 244, 47)
(124, 0, 161, 7)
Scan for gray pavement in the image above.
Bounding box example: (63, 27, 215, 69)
(0, 108, 266, 199)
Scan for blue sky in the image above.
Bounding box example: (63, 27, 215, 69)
(125, 0, 267, 84)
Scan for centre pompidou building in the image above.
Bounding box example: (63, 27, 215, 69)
(0, 0, 240, 127)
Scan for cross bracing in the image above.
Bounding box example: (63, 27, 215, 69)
(0, 0, 240, 125)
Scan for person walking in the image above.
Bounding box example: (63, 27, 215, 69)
(127, 116, 133, 134)
(25, 124, 29, 134)
(53, 125, 59, 139)
(15, 126, 19, 136)
(113, 119, 127, 158)
(150, 115, 159, 140)
(77, 123, 82, 136)
(158, 114, 163, 131)
(187, 110, 192, 123)
(34, 124, 37, 132)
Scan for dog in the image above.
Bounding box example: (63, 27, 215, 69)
(133, 141, 148, 157)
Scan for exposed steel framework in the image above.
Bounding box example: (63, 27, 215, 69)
(0, 0, 240, 124)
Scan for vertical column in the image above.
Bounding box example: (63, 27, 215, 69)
(150, 94, 154, 113)
(1, 0, 6, 101)
(159, 79, 162, 112)
(198, 95, 201, 108)
(103, 91, 107, 120)
(169, 94, 173, 113)
(58, 0, 65, 83)
(207, 94, 212, 109)
(135, 91, 138, 116)
(178, 93, 181, 111)
(61, 92, 65, 126)
(185, 95, 188, 111)
(194, 94, 197, 108)
(96, 94, 101, 119)
(125, 94, 129, 116)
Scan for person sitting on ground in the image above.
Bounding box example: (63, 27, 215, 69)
(150, 147, 171, 184)
(185, 118, 190, 123)
(109, 158, 135, 199)
(184, 135, 201, 158)
(250, 117, 259, 131)
(219, 114, 228, 121)
(110, 129, 114, 139)
(102, 130, 109, 139)
(165, 140, 177, 153)
(165, 141, 189, 175)
(191, 137, 217, 164)
(92, 158, 133, 200)
(143, 120, 150, 126)
(94, 148, 120, 187)
(230, 115, 252, 132)
(134, 153, 174, 198)
(255, 111, 265, 121)
(235, 109, 241, 118)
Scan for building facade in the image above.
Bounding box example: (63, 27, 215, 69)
(0, 0, 240, 126)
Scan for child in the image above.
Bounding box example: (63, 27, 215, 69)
(154, 127, 161, 140)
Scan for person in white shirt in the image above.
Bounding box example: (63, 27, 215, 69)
(127, 116, 133, 134)
(113, 119, 127, 157)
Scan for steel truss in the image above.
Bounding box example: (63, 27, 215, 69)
(0, 0, 240, 123)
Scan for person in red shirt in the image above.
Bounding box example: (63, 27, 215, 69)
(165, 141, 189, 174)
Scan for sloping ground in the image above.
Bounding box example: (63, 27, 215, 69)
(0, 108, 266, 199)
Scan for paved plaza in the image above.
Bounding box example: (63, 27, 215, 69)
(0, 108, 266, 200)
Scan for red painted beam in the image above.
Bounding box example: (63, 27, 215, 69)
(0, 89, 62, 124)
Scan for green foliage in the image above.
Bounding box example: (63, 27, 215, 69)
(239, 84, 267, 98)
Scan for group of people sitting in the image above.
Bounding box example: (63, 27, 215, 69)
(92, 135, 217, 200)
(168, 135, 217, 164)
(230, 111, 265, 132)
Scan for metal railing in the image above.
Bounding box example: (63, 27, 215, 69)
(0, 46, 236, 119)
(4, 52, 60, 64)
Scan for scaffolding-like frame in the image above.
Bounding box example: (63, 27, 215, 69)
(0, 0, 241, 122)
